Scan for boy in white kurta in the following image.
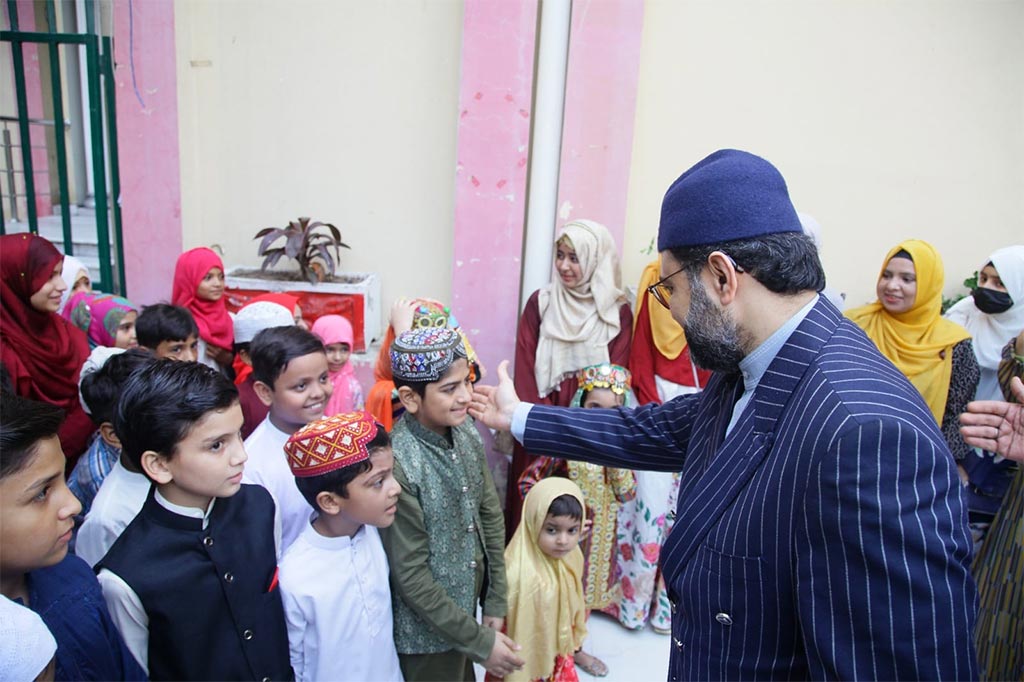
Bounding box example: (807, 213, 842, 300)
(279, 411, 404, 682)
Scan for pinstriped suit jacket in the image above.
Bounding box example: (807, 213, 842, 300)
(522, 298, 978, 680)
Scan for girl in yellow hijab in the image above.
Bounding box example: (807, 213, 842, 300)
(503, 477, 588, 682)
(846, 239, 979, 459)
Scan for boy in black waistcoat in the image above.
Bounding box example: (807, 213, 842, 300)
(96, 360, 292, 681)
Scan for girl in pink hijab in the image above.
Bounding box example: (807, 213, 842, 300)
(310, 314, 364, 415)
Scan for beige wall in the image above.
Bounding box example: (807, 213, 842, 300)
(174, 0, 463, 309)
(621, 0, 1024, 308)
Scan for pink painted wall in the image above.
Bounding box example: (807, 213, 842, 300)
(112, 0, 182, 304)
(555, 0, 644, 253)
(450, 0, 539, 378)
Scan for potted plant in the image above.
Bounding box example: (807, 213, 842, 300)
(254, 217, 349, 285)
(224, 217, 382, 352)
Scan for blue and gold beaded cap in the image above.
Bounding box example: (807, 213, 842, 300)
(390, 327, 468, 383)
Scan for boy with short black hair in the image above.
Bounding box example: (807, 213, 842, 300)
(74, 348, 157, 567)
(135, 303, 199, 361)
(0, 393, 144, 681)
(279, 411, 403, 682)
(96, 361, 291, 681)
(383, 328, 523, 681)
(231, 300, 295, 439)
(245, 325, 332, 550)
(67, 347, 154, 518)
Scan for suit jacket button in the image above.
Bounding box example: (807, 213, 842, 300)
(243, 629, 254, 640)
(203, 536, 214, 547)
(715, 612, 733, 626)
(224, 572, 234, 583)
(669, 598, 677, 614)
(469, 560, 477, 568)
(673, 637, 683, 650)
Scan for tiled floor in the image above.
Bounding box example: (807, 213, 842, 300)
(474, 611, 670, 681)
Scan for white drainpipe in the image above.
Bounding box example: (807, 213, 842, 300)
(519, 0, 572, 310)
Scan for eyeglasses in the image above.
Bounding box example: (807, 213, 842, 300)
(646, 254, 745, 310)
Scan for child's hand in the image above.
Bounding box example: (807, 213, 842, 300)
(482, 616, 504, 631)
(484, 631, 524, 678)
(389, 297, 419, 332)
(581, 518, 594, 540)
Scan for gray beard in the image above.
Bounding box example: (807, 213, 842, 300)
(683, 280, 748, 374)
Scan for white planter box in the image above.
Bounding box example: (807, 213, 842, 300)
(226, 269, 382, 351)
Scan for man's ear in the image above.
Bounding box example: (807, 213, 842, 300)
(396, 385, 421, 415)
(706, 251, 740, 305)
(141, 450, 173, 484)
(253, 380, 274, 407)
(98, 422, 121, 449)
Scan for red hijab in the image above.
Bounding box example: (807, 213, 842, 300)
(172, 247, 233, 351)
(1, 234, 92, 461)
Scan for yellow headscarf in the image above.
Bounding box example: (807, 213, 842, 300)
(846, 239, 970, 423)
(504, 477, 588, 682)
(634, 259, 687, 359)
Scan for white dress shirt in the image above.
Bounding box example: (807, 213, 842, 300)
(279, 522, 402, 682)
(75, 460, 151, 567)
(244, 416, 311, 551)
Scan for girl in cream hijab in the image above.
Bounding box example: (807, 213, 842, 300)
(507, 221, 631, 537)
(503, 477, 588, 682)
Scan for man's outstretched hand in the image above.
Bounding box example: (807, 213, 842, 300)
(469, 360, 521, 432)
(959, 376, 1024, 463)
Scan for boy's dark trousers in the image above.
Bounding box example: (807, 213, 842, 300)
(399, 651, 475, 682)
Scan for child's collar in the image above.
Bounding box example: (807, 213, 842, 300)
(154, 488, 216, 529)
(403, 413, 455, 448)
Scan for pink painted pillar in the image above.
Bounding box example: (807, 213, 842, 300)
(555, 0, 645, 252)
(111, 0, 182, 304)
(450, 0, 539, 378)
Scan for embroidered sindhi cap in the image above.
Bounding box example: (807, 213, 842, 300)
(285, 411, 381, 477)
(390, 327, 467, 383)
(657, 149, 803, 251)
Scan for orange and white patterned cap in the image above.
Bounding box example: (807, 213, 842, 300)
(284, 411, 380, 477)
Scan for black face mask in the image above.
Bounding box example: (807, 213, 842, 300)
(972, 287, 1014, 314)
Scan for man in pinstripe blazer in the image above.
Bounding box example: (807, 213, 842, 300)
(470, 150, 978, 680)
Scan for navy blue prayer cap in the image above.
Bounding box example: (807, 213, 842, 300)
(657, 149, 803, 251)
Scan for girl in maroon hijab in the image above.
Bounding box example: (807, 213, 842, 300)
(0, 234, 93, 468)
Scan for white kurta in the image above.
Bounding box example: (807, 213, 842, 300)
(75, 460, 151, 567)
(279, 523, 403, 682)
(243, 416, 310, 551)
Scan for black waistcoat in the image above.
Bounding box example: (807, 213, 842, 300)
(98, 484, 292, 681)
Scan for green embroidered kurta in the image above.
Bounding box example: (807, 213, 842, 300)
(383, 414, 508, 662)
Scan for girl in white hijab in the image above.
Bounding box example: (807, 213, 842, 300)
(58, 255, 91, 314)
(945, 245, 1024, 402)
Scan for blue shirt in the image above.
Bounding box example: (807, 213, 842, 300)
(67, 433, 120, 517)
(24, 554, 146, 681)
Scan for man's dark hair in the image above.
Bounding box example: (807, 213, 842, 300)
(546, 493, 584, 521)
(250, 326, 325, 388)
(80, 349, 157, 426)
(114, 360, 239, 477)
(0, 393, 65, 479)
(136, 303, 199, 348)
(294, 426, 391, 509)
(670, 231, 825, 296)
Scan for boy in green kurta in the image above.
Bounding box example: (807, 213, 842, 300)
(383, 328, 525, 681)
